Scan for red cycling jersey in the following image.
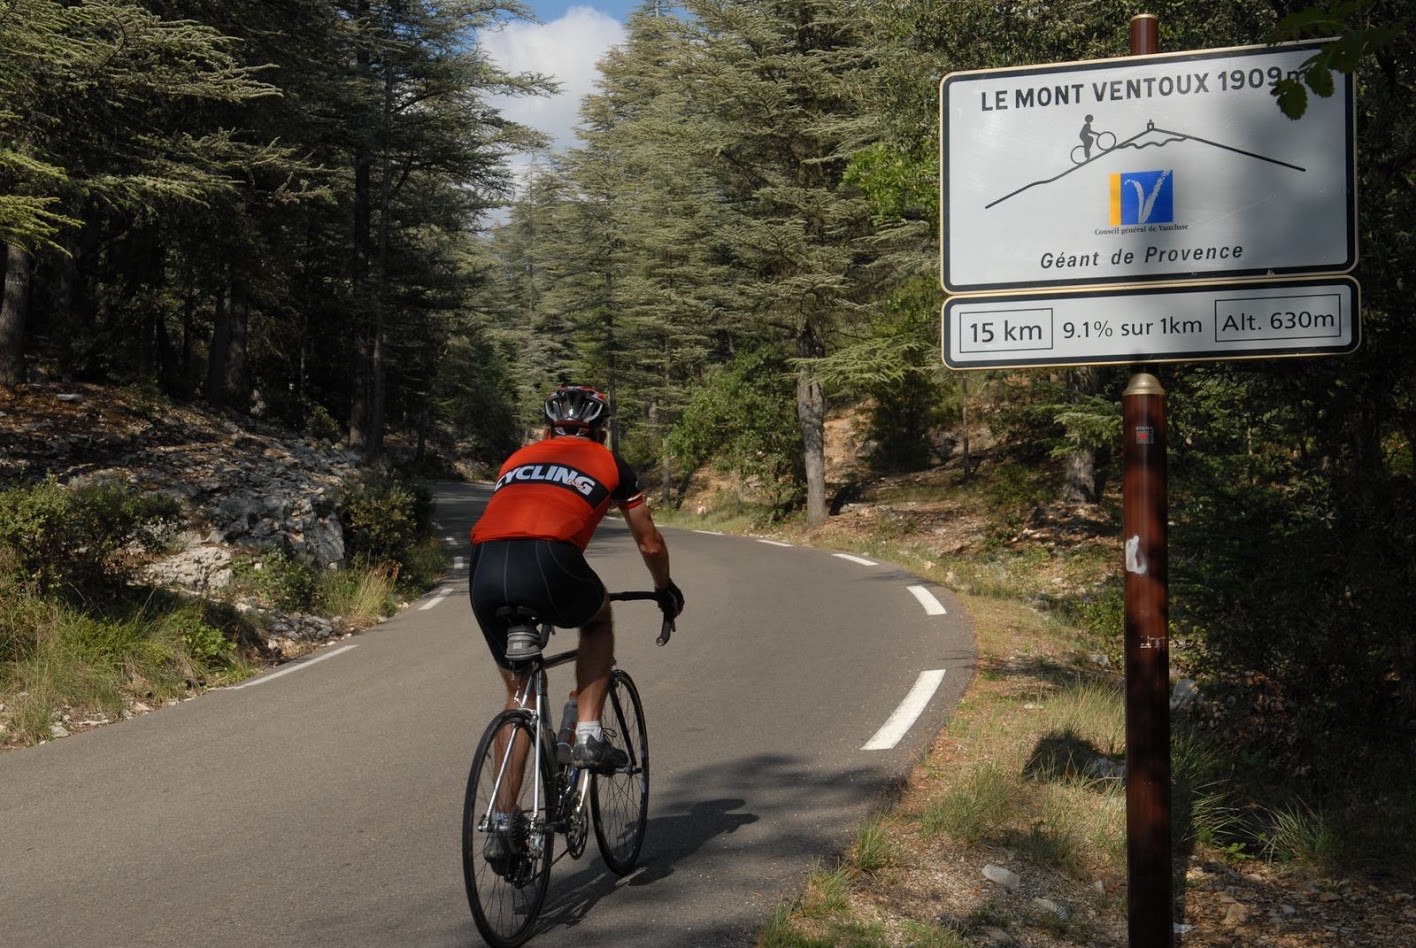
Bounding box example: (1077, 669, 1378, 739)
(471, 435, 644, 551)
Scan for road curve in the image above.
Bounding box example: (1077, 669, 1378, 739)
(0, 481, 973, 947)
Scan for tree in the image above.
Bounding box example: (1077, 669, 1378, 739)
(561, 4, 736, 468)
(0, 0, 282, 388)
(340, 0, 550, 456)
(674, 0, 894, 525)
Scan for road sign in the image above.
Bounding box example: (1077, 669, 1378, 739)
(942, 277, 1358, 369)
(939, 42, 1356, 294)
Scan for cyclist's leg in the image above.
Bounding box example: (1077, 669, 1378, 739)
(575, 597, 615, 726)
(469, 540, 540, 814)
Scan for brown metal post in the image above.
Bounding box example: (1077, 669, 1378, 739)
(1131, 13, 1158, 59)
(1123, 371, 1171, 948)
(1124, 18, 1170, 948)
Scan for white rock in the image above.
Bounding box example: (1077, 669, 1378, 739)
(983, 863, 1021, 890)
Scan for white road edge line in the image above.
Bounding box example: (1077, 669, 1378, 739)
(227, 645, 358, 690)
(419, 587, 455, 611)
(833, 553, 878, 566)
(863, 670, 946, 750)
(757, 539, 793, 547)
(907, 585, 948, 615)
(452, 556, 465, 570)
(693, 529, 723, 535)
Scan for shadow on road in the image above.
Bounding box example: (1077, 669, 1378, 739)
(534, 796, 757, 937)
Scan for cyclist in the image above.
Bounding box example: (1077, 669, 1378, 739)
(468, 385, 684, 870)
(1079, 114, 1098, 160)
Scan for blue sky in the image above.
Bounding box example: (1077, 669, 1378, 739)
(479, 3, 641, 170)
(526, 0, 643, 21)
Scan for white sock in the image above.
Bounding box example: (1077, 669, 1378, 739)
(576, 721, 603, 743)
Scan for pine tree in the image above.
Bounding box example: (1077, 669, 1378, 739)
(675, 0, 891, 523)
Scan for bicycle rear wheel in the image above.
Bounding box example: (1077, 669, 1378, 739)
(591, 669, 649, 874)
(463, 710, 555, 948)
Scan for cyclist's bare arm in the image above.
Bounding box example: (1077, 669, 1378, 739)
(623, 503, 671, 590)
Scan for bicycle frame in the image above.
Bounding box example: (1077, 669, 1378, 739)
(476, 634, 591, 856)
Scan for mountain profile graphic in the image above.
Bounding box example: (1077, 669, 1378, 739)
(985, 119, 1306, 210)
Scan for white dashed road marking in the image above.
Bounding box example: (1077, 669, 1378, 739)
(693, 530, 723, 536)
(419, 587, 455, 611)
(907, 585, 947, 615)
(833, 553, 878, 566)
(863, 670, 947, 750)
(227, 645, 358, 690)
(756, 539, 793, 547)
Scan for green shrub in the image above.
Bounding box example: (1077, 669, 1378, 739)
(341, 470, 434, 570)
(0, 478, 181, 599)
(668, 346, 804, 518)
(161, 606, 237, 663)
(304, 403, 343, 444)
(232, 552, 318, 611)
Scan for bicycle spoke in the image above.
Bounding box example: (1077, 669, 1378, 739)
(591, 670, 649, 874)
(463, 711, 555, 948)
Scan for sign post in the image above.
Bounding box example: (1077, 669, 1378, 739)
(938, 13, 1358, 946)
(1123, 21, 1171, 946)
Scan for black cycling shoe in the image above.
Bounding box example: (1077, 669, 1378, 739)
(483, 810, 528, 878)
(571, 733, 629, 772)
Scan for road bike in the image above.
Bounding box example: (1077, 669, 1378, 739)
(462, 591, 672, 947)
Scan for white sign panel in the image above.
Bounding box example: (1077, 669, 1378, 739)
(943, 278, 1359, 369)
(940, 43, 1356, 294)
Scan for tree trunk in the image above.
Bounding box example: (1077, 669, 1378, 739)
(797, 327, 827, 526)
(1, 243, 33, 387)
(205, 288, 232, 409)
(348, 0, 374, 452)
(53, 217, 98, 381)
(225, 280, 250, 413)
(1063, 366, 1101, 503)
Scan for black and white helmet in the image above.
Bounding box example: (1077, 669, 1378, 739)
(544, 385, 609, 433)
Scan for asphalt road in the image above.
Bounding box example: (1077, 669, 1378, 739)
(0, 481, 974, 947)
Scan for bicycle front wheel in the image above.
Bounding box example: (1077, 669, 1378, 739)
(591, 669, 649, 874)
(463, 710, 555, 948)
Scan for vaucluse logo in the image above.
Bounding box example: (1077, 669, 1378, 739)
(1110, 169, 1174, 225)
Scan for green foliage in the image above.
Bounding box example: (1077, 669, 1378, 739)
(668, 347, 804, 515)
(172, 610, 237, 663)
(0, 478, 182, 599)
(810, 279, 954, 473)
(1268, 1, 1405, 118)
(842, 141, 938, 223)
(231, 552, 318, 612)
(340, 470, 435, 572)
(852, 814, 899, 874)
(304, 403, 344, 445)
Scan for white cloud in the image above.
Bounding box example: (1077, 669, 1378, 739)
(479, 7, 626, 157)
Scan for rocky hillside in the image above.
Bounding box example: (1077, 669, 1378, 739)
(0, 382, 370, 650)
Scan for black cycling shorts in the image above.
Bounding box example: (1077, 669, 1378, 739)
(468, 538, 608, 669)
